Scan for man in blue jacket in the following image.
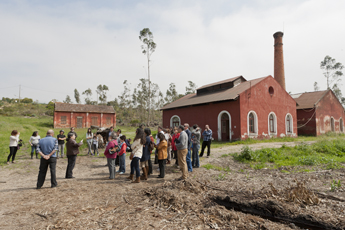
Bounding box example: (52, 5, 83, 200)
(36, 130, 59, 189)
(200, 125, 213, 158)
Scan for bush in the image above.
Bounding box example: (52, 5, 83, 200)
(234, 146, 257, 162)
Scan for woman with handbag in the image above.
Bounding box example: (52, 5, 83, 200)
(127, 128, 145, 183)
(7, 130, 20, 164)
(104, 133, 119, 179)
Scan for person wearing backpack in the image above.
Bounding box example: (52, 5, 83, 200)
(104, 133, 119, 179)
(140, 128, 152, 180)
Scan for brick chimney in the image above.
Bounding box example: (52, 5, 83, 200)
(273, 31, 286, 90)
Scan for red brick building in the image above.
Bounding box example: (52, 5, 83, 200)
(162, 75, 297, 141)
(54, 102, 116, 129)
(292, 90, 345, 136)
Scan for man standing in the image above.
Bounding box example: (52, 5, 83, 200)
(191, 124, 201, 168)
(175, 125, 188, 180)
(36, 130, 59, 189)
(68, 127, 77, 139)
(57, 130, 66, 158)
(184, 123, 192, 172)
(108, 126, 114, 139)
(199, 125, 212, 158)
(154, 126, 164, 164)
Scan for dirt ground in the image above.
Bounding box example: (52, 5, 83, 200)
(1, 141, 345, 229)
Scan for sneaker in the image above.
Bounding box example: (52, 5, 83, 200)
(119, 172, 125, 174)
(6, 162, 10, 165)
(116, 170, 120, 173)
(12, 161, 16, 164)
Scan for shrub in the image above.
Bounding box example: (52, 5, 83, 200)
(234, 146, 257, 162)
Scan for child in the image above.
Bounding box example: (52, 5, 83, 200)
(92, 135, 99, 156)
(118, 135, 127, 174)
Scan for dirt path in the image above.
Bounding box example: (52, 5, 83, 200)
(1, 140, 344, 229)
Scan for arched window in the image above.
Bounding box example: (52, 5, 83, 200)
(268, 112, 277, 135)
(247, 111, 258, 135)
(286, 114, 293, 134)
(340, 118, 343, 132)
(331, 117, 335, 132)
(170, 115, 181, 128)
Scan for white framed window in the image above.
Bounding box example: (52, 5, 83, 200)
(285, 113, 293, 134)
(170, 115, 181, 128)
(268, 112, 277, 135)
(247, 111, 258, 136)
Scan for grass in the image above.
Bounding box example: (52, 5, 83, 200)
(0, 115, 141, 165)
(233, 139, 345, 170)
(202, 163, 231, 172)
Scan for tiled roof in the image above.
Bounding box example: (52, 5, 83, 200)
(54, 102, 115, 113)
(197, 76, 246, 90)
(291, 90, 329, 109)
(161, 76, 267, 110)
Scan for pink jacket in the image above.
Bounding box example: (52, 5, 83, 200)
(104, 140, 118, 159)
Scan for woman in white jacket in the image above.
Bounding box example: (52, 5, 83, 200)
(8, 130, 20, 164)
(127, 128, 145, 183)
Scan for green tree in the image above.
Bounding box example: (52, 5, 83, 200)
(139, 28, 157, 125)
(21, 97, 33, 103)
(320, 55, 344, 89)
(74, 89, 80, 104)
(314, 82, 319, 91)
(63, 95, 72, 103)
(164, 83, 179, 104)
(82, 88, 93, 104)
(96, 85, 109, 104)
(185, 81, 197, 95)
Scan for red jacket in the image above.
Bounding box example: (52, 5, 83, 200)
(118, 143, 127, 156)
(171, 133, 180, 151)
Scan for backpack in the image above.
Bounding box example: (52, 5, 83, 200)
(148, 140, 155, 153)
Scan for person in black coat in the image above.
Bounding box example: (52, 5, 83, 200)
(140, 128, 151, 180)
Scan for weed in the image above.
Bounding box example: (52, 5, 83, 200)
(331, 179, 342, 192)
(216, 173, 226, 181)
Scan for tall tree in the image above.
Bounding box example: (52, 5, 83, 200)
(96, 84, 109, 104)
(63, 95, 72, 103)
(185, 81, 197, 95)
(320, 55, 344, 89)
(74, 89, 80, 104)
(139, 28, 157, 125)
(313, 82, 319, 91)
(164, 83, 179, 104)
(82, 88, 93, 104)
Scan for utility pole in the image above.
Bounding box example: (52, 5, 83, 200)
(19, 85, 21, 103)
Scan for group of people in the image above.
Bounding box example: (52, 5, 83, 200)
(6, 123, 213, 188)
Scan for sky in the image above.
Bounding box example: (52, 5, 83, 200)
(1, 0, 345, 103)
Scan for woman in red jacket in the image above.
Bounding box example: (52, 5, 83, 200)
(171, 127, 180, 166)
(118, 135, 127, 174)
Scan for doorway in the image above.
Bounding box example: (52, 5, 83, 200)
(77, 117, 83, 128)
(217, 111, 231, 141)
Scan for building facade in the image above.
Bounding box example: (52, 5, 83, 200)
(54, 102, 116, 129)
(162, 75, 297, 141)
(292, 90, 345, 136)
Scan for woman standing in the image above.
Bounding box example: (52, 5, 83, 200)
(164, 128, 172, 164)
(140, 128, 151, 180)
(8, 130, 20, 164)
(127, 128, 145, 183)
(86, 128, 93, 155)
(171, 127, 180, 166)
(156, 133, 168, 178)
(104, 133, 118, 179)
(29, 131, 40, 159)
(65, 132, 83, 179)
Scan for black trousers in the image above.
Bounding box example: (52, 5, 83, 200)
(115, 155, 120, 166)
(158, 159, 166, 178)
(173, 150, 178, 165)
(200, 140, 211, 156)
(7, 146, 18, 162)
(37, 157, 57, 188)
(148, 158, 153, 175)
(154, 150, 158, 164)
(66, 155, 77, 178)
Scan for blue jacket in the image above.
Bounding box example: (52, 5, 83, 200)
(37, 136, 58, 158)
(141, 136, 151, 162)
(185, 129, 191, 148)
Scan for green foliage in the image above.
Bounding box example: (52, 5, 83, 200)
(21, 97, 33, 103)
(330, 179, 342, 192)
(82, 88, 93, 104)
(234, 146, 257, 162)
(185, 81, 197, 95)
(96, 85, 109, 104)
(139, 28, 156, 55)
(74, 89, 80, 104)
(202, 163, 231, 172)
(216, 173, 226, 181)
(45, 101, 54, 116)
(63, 95, 72, 104)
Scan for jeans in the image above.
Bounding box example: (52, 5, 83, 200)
(65, 155, 77, 178)
(130, 157, 140, 178)
(200, 140, 211, 156)
(158, 159, 166, 178)
(107, 158, 116, 179)
(177, 149, 188, 179)
(119, 154, 126, 173)
(93, 144, 99, 155)
(186, 148, 192, 172)
(57, 144, 64, 158)
(87, 140, 92, 155)
(37, 157, 57, 188)
(192, 144, 200, 167)
(31, 145, 38, 159)
(7, 146, 17, 162)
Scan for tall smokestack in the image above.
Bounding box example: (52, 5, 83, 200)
(273, 31, 286, 90)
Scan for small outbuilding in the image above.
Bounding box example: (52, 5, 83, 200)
(291, 90, 345, 136)
(161, 75, 297, 141)
(54, 102, 116, 129)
